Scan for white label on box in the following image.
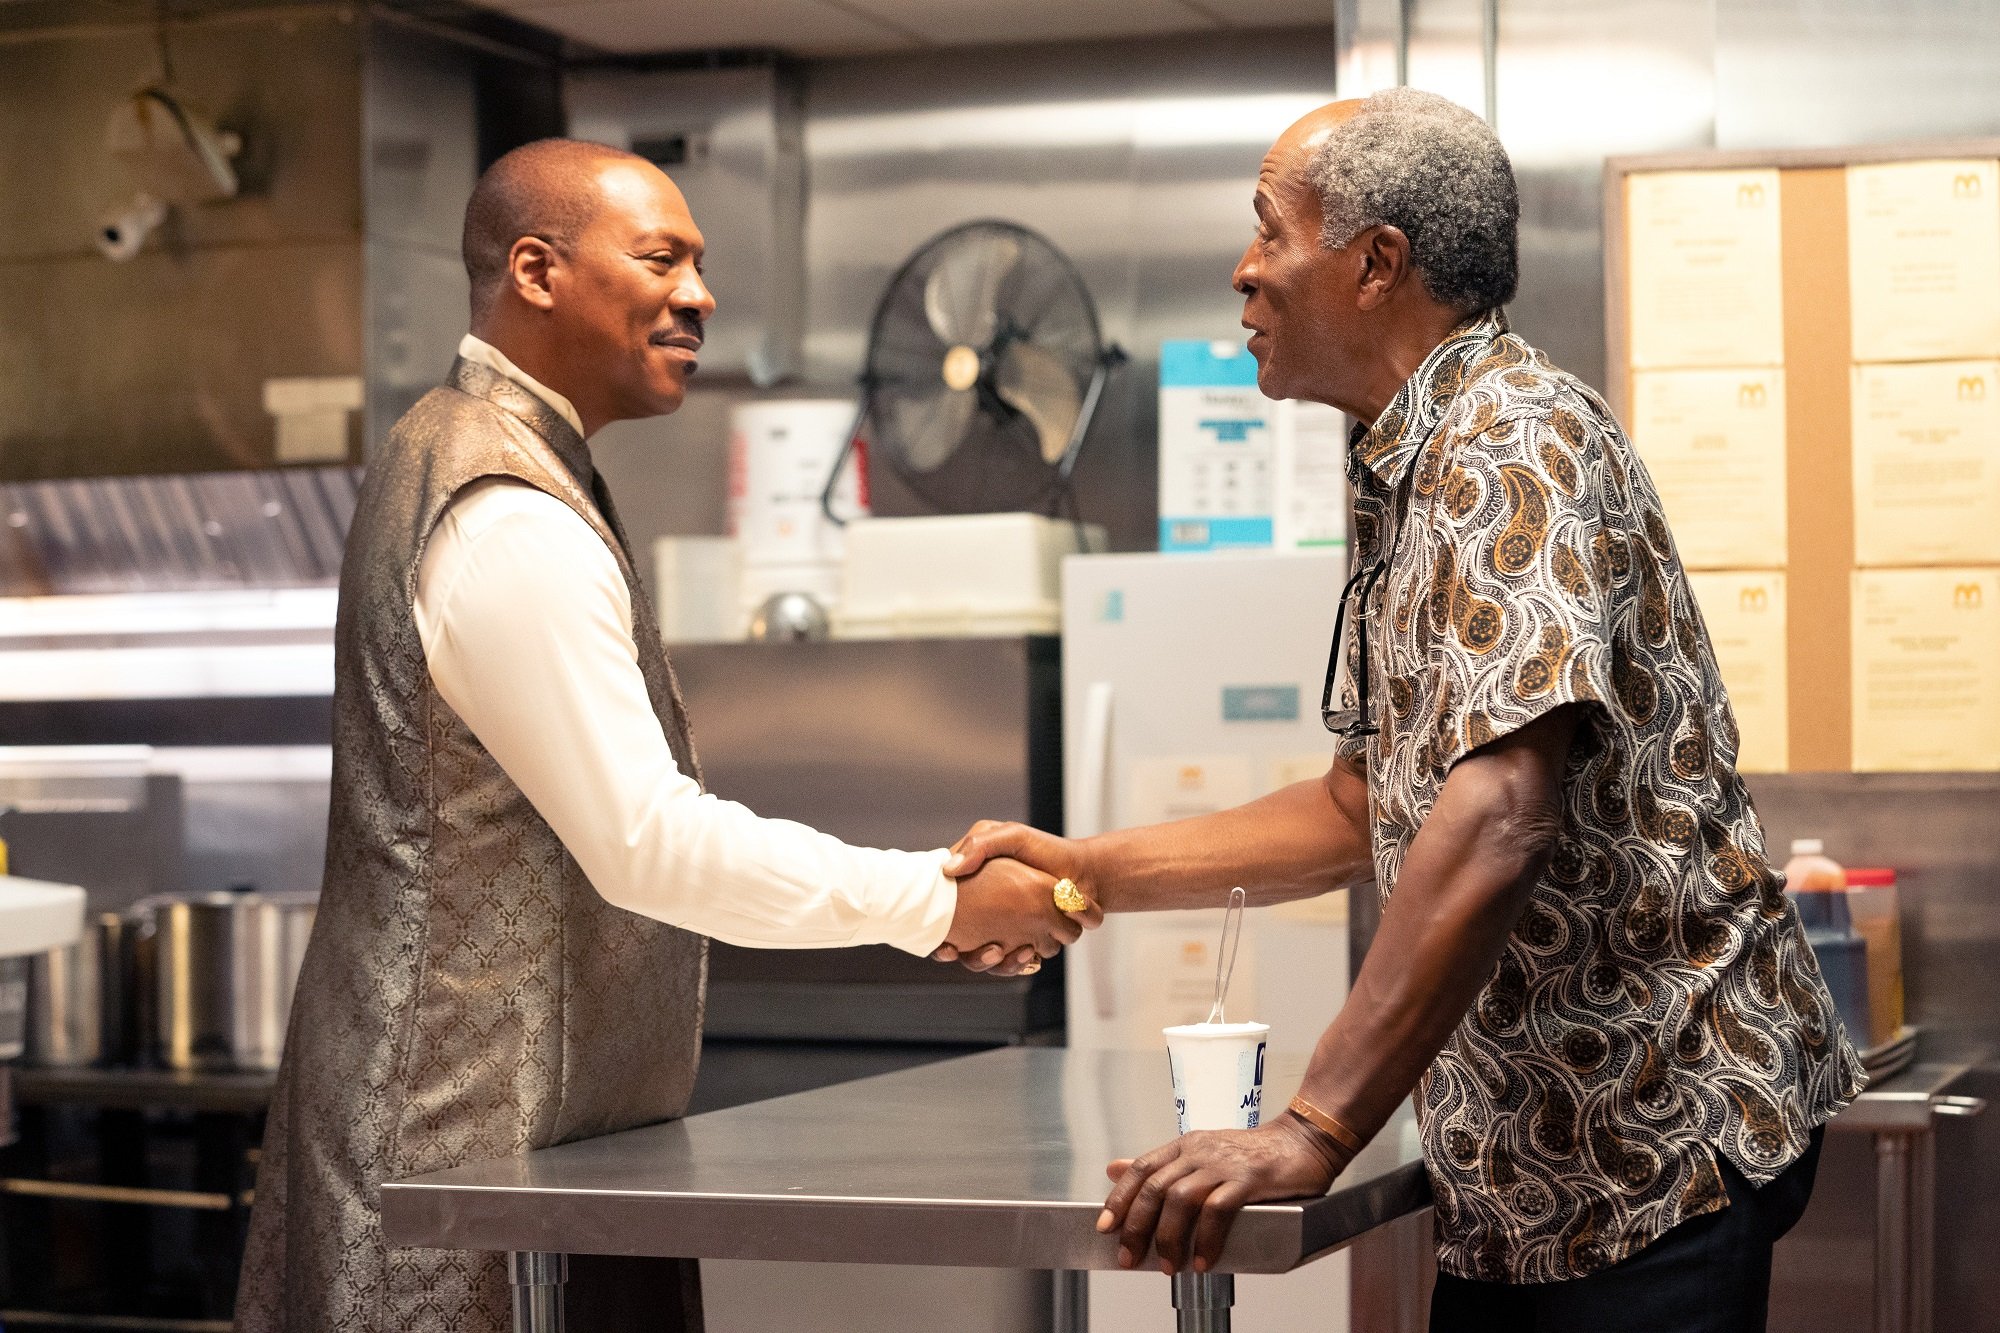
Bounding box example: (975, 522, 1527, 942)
(1159, 341, 1275, 551)
(1158, 341, 1349, 552)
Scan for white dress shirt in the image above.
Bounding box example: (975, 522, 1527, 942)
(413, 336, 958, 955)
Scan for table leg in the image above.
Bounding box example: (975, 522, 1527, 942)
(1053, 1270, 1088, 1333)
(1910, 1128, 1934, 1333)
(1171, 1270, 1234, 1333)
(1875, 1134, 1909, 1333)
(509, 1250, 567, 1333)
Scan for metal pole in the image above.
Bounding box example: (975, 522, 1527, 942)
(1911, 1127, 1935, 1333)
(1171, 1270, 1235, 1333)
(1481, 0, 1499, 127)
(1053, 1270, 1089, 1333)
(509, 1250, 567, 1333)
(1875, 1134, 1909, 1333)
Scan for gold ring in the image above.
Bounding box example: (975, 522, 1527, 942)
(1020, 960, 1043, 975)
(1052, 877, 1089, 913)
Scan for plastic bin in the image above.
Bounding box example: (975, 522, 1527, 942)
(834, 514, 1104, 638)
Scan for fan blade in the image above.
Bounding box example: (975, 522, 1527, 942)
(922, 233, 1022, 348)
(994, 341, 1084, 465)
(885, 385, 979, 472)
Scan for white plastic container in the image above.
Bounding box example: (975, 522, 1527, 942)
(728, 400, 866, 570)
(1164, 1020, 1270, 1133)
(833, 513, 1104, 638)
(651, 536, 744, 642)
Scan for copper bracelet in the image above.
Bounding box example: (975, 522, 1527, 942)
(1286, 1094, 1366, 1156)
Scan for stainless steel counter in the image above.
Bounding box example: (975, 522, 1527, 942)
(1823, 1062, 1987, 1333)
(382, 1047, 1431, 1331)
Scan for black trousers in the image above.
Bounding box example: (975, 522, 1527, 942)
(1429, 1128, 1824, 1333)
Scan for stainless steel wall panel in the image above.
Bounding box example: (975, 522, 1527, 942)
(365, 239, 473, 445)
(567, 63, 808, 386)
(1336, 0, 1404, 95)
(669, 635, 1063, 1039)
(1405, 0, 1489, 117)
(1716, 0, 2000, 149)
(363, 21, 480, 255)
(361, 19, 480, 448)
(1492, 0, 1716, 393)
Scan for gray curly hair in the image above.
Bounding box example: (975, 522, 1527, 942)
(1307, 87, 1519, 312)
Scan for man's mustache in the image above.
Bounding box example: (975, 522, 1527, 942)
(650, 316, 705, 350)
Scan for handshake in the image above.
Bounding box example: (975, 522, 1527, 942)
(934, 821, 1102, 977)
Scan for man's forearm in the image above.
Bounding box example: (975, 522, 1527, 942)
(1285, 719, 1574, 1147)
(1081, 766, 1373, 913)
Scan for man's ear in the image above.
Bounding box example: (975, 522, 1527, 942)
(1353, 225, 1414, 313)
(507, 236, 560, 312)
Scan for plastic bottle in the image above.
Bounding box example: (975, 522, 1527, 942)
(1843, 867, 1905, 1048)
(1782, 838, 1845, 894)
(1783, 839, 1872, 1051)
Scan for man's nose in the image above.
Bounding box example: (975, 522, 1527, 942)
(676, 270, 717, 322)
(1231, 240, 1258, 297)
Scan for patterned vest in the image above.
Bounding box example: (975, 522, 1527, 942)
(237, 359, 706, 1331)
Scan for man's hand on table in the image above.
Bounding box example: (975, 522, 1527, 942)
(1098, 1114, 1351, 1276)
(935, 822, 1100, 977)
(940, 848, 1101, 977)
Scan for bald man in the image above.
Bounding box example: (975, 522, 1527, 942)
(945, 93, 1859, 1331)
(235, 139, 1090, 1333)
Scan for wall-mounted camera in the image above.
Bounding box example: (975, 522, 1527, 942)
(94, 83, 243, 263)
(95, 191, 169, 262)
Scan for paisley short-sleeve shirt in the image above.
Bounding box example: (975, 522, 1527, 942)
(1339, 311, 1864, 1284)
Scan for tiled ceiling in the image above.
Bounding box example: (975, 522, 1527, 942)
(476, 0, 1332, 57)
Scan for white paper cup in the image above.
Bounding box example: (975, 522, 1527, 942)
(1164, 1021, 1270, 1133)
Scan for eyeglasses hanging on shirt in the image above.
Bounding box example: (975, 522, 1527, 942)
(1320, 515, 1408, 738)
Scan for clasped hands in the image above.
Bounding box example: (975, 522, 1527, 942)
(934, 820, 1098, 976)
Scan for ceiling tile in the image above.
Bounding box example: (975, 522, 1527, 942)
(480, 0, 920, 56)
(834, 0, 1215, 47)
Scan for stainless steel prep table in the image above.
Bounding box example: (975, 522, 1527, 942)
(382, 1046, 1432, 1333)
(1823, 1062, 1987, 1333)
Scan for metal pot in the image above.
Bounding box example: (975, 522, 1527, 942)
(24, 914, 108, 1067)
(152, 889, 316, 1072)
(25, 911, 145, 1068)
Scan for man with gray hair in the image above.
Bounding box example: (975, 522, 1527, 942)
(944, 89, 1861, 1330)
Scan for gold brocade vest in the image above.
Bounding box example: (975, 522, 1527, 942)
(236, 359, 707, 1332)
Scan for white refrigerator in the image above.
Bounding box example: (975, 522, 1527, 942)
(1060, 550, 1354, 1332)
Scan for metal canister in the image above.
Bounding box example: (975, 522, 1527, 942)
(24, 915, 106, 1067)
(153, 889, 317, 1072)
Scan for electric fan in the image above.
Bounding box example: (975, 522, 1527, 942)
(820, 220, 1124, 522)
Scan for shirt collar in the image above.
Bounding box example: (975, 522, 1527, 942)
(446, 355, 594, 494)
(457, 333, 587, 439)
(1349, 308, 1509, 490)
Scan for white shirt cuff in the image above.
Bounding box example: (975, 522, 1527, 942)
(868, 849, 958, 956)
